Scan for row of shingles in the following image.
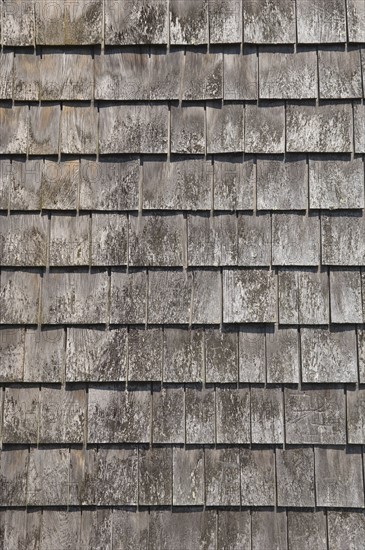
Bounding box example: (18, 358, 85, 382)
(0, 155, 363, 213)
(0, 444, 364, 508)
(1, 324, 365, 384)
(5, 0, 365, 46)
(1, 384, 364, 445)
(3, 508, 364, 550)
(3, 47, 365, 102)
(2, 267, 365, 325)
(4, 101, 365, 155)
(4, 211, 365, 268)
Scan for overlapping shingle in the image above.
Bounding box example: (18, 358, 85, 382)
(1, 2, 365, 545)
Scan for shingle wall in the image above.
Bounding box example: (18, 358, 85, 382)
(1, 0, 365, 548)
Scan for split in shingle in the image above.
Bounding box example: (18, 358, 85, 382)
(169, 0, 208, 45)
(251, 388, 284, 444)
(243, 0, 296, 44)
(172, 448, 204, 506)
(285, 388, 346, 444)
(309, 156, 364, 209)
(315, 447, 364, 508)
(278, 268, 329, 325)
(223, 47, 258, 100)
(259, 50, 318, 99)
(205, 448, 240, 506)
(301, 327, 358, 383)
(286, 104, 353, 153)
(66, 327, 127, 382)
(257, 155, 308, 210)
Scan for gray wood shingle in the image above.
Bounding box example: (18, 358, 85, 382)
(243, 0, 296, 43)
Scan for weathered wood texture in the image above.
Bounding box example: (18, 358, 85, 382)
(1, 1, 365, 545)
